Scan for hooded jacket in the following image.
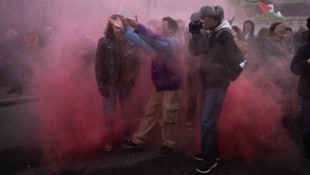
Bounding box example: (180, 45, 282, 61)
(198, 21, 237, 89)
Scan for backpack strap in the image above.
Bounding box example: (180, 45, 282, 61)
(215, 28, 232, 39)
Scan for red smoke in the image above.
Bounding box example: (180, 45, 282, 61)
(218, 71, 297, 163)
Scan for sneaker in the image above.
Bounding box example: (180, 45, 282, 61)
(194, 154, 204, 161)
(104, 142, 113, 152)
(159, 145, 174, 157)
(194, 154, 220, 162)
(122, 140, 144, 150)
(196, 161, 218, 174)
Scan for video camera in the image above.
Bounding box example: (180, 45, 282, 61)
(189, 20, 203, 35)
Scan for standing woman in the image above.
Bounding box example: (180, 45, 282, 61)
(95, 14, 140, 151)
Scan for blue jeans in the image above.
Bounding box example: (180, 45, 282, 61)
(103, 85, 132, 127)
(301, 97, 310, 153)
(200, 88, 227, 163)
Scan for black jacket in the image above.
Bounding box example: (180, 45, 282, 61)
(290, 43, 310, 98)
(197, 26, 237, 89)
(95, 37, 140, 88)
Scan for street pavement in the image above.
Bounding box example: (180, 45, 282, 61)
(0, 86, 37, 107)
(1, 87, 310, 175)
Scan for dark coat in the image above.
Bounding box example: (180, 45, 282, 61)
(95, 37, 140, 88)
(198, 27, 237, 89)
(290, 43, 310, 98)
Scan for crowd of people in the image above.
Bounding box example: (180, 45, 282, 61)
(0, 24, 96, 94)
(1, 3, 309, 174)
(95, 5, 310, 174)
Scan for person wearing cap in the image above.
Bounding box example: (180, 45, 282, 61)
(193, 5, 241, 174)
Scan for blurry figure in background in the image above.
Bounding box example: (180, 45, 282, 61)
(294, 17, 310, 50)
(242, 20, 256, 47)
(290, 33, 310, 159)
(71, 25, 96, 81)
(265, 22, 290, 58)
(3, 29, 23, 94)
(95, 14, 140, 152)
(42, 26, 55, 48)
(22, 26, 42, 81)
(252, 27, 269, 71)
(185, 12, 203, 129)
(176, 19, 186, 45)
(285, 27, 295, 54)
(232, 25, 248, 59)
(120, 16, 181, 157)
(24, 27, 40, 49)
(255, 27, 269, 57)
(265, 22, 294, 120)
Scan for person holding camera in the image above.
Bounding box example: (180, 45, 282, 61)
(192, 5, 242, 174)
(185, 12, 204, 129)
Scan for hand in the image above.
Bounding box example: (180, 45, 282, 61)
(125, 18, 138, 29)
(99, 87, 109, 97)
(109, 17, 124, 30)
(307, 58, 310, 65)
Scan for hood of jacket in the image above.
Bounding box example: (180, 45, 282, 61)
(215, 21, 232, 32)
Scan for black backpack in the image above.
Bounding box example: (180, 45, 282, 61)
(216, 29, 245, 81)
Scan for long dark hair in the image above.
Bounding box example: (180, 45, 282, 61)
(243, 20, 255, 37)
(269, 22, 282, 36)
(162, 16, 179, 34)
(104, 14, 124, 41)
(232, 25, 243, 40)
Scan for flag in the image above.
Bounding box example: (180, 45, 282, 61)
(245, 0, 258, 3)
(258, 1, 273, 14)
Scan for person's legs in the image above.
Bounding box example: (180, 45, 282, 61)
(186, 69, 200, 125)
(103, 86, 117, 151)
(119, 85, 133, 139)
(198, 88, 226, 171)
(161, 90, 181, 148)
(301, 97, 310, 158)
(131, 88, 162, 145)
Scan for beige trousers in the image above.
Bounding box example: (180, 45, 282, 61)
(132, 88, 181, 147)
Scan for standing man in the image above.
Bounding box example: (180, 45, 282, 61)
(194, 5, 242, 174)
(111, 16, 182, 157)
(95, 14, 140, 151)
(290, 33, 310, 159)
(185, 12, 203, 128)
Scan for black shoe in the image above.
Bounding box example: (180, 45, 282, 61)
(122, 140, 144, 150)
(196, 161, 218, 174)
(159, 145, 174, 157)
(194, 154, 220, 162)
(194, 154, 204, 161)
